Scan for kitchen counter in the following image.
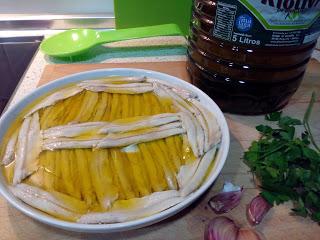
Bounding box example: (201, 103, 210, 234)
(6, 35, 187, 110)
(1, 36, 320, 240)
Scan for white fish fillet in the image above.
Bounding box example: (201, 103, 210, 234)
(25, 86, 83, 117)
(190, 99, 221, 151)
(78, 190, 183, 223)
(2, 129, 18, 165)
(179, 112, 199, 157)
(10, 183, 80, 220)
(24, 113, 42, 176)
(177, 159, 200, 188)
(12, 117, 31, 185)
(43, 139, 101, 150)
(97, 123, 185, 148)
(188, 103, 207, 155)
(167, 88, 205, 156)
(43, 122, 106, 139)
(149, 80, 198, 100)
(81, 76, 146, 85)
(43, 123, 185, 150)
(99, 113, 180, 134)
(79, 82, 154, 94)
(78, 82, 152, 89)
(180, 146, 217, 197)
(13, 113, 42, 185)
(43, 113, 180, 139)
(169, 85, 198, 100)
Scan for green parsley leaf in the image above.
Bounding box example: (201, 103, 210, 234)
(243, 92, 320, 223)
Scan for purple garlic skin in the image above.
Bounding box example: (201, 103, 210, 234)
(204, 216, 239, 240)
(247, 195, 272, 225)
(208, 182, 243, 214)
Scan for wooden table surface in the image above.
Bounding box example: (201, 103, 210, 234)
(0, 60, 319, 240)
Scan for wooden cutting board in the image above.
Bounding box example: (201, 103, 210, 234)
(1, 60, 320, 240)
(39, 61, 190, 86)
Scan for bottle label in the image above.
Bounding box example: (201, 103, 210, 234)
(212, 0, 320, 46)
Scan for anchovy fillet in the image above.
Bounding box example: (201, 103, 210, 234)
(79, 82, 154, 94)
(10, 183, 82, 220)
(99, 113, 180, 134)
(177, 159, 200, 188)
(81, 76, 146, 85)
(43, 122, 106, 139)
(43, 123, 185, 150)
(78, 190, 183, 223)
(190, 99, 221, 151)
(13, 113, 42, 185)
(12, 117, 31, 185)
(25, 86, 83, 117)
(180, 146, 217, 197)
(178, 112, 198, 157)
(2, 129, 18, 165)
(97, 123, 184, 148)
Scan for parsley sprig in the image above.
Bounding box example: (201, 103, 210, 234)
(244, 92, 320, 222)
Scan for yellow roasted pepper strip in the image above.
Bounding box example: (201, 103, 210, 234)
(75, 91, 99, 122)
(133, 95, 141, 117)
(149, 93, 162, 115)
(68, 150, 81, 199)
(54, 150, 63, 193)
(49, 99, 71, 128)
(89, 149, 106, 209)
(42, 151, 56, 191)
(59, 150, 76, 197)
(74, 149, 95, 205)
(101, 93, 111, 121)
(127, 95, 134, 117)
(63, 92, 85, 123)
(110, 149, 135, 200)
(109, 93, 120, 121)
(40, 100, 65, 129)
(158, 139, 178, 172)
(140, 92, 170, 191)
(139, 143, 167, 192)
(155, 94, 182, 170)
(130, 91, 166, 193)
(148, 141, 178, 190)
(90, 149, 118, 209)
(92, 92, 108, 121)
(121, 94, 130, 119)
(125, 150, 151, 197)
(109, 149, 125, 200)
(39, 106, 52, 129)
(142, 93, 152, 116)
(100, 149, 119, 207)
(58, 97, 74, 125)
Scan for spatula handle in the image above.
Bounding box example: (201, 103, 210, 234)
(98, 24, 183, 44)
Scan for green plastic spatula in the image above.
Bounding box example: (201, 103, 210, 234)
(40, 24, 183, 57)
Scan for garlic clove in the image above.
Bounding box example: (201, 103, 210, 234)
(204, 216, 239, 240)
(208, 186, 243, 214)
(247, 195, 272, 225)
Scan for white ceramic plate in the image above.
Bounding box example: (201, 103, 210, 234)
(0, 68, 230, 233)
